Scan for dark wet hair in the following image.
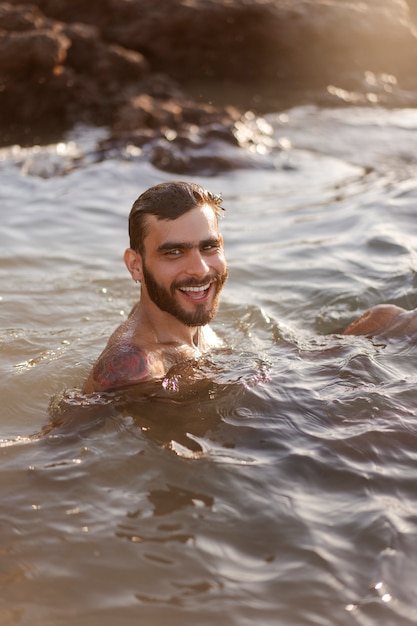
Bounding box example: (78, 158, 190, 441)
(128, 181, 224, 254)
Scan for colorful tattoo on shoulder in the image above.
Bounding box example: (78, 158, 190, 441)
(93, 343, 149, 390)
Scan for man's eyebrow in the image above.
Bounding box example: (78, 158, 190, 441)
(157, 237, 221, 252)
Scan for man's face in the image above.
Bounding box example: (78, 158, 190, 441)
(140, 204, 228, 327)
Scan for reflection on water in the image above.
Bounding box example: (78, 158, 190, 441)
(1, 106, 417, 625)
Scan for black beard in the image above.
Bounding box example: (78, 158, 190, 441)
(141, 262, 228, 327)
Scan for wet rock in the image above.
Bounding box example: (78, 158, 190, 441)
(147, 136, 277, 176)
(2, 0, 417, 172)
(33, 0, 417, 88)
(102, 92, 282, 175)
(0, 4, 69, 80)
(62, 22, 148, 86)
(0, 2, 50, 31)
(0, 2, 149, 145)
(0, 27, 69, 78)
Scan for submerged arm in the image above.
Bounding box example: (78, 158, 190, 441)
(342, 304, 417, 338)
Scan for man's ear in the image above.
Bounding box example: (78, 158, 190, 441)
(124, 248, 143, 282)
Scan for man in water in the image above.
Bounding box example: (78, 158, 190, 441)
(82, 181, 228, 393)
(83, 180, 416, 394)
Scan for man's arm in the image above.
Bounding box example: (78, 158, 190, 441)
(342, 304, 417, 338)
(82, 342, 150, 393)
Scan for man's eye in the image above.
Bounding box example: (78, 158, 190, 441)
(166, 249, 181, 256)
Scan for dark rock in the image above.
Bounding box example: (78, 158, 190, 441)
(33, 0, 417, 88)
(2, 0, 417, 173)
(0, 2, 49, 30)
(102, 95, 279, 175)
(0, 28, 69, 78)
(62, 22, 148, 84)
(0, 2, 150, 145)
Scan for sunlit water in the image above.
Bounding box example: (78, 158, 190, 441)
(1, 106, 417, 626)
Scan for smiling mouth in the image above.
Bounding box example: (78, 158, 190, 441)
(179, 282, 211, 294)
(178, 281, 212, 300)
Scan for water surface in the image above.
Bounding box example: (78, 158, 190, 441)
(1, 106, 417, 625)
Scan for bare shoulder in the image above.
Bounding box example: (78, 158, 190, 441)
(342, 304, 417, 338)
(83, 342, 151, 392)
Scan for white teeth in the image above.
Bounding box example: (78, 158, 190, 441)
(180, 282, 210, 292)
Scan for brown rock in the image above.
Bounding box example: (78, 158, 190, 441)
(2, 0, 417, 166)
(0, 2, 50, 31)
(0, 28, 70, 78)
(0, 2, 150, 144)
(38, 0, 416, 86)
(31, 0, 417, 86)
(62, 22, 148, 84)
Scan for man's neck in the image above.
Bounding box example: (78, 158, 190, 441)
(133, 300, 200, 348)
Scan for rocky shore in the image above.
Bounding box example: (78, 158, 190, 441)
(2, 0, 417, 173)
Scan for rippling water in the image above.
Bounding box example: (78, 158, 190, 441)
(1, 106, 417, 625)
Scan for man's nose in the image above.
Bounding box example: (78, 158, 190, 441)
(187, 249, 210, 277)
